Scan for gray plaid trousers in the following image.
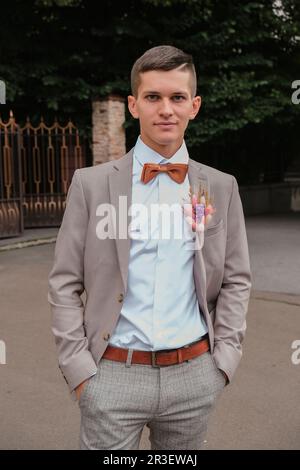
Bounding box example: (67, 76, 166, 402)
(78, 351, 225, 450)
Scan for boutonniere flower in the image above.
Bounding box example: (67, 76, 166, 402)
(181, 184, 216, 249)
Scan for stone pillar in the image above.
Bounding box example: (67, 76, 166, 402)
(92, 94, 126, 165)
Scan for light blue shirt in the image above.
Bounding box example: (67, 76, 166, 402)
(109, 135, 208, 351)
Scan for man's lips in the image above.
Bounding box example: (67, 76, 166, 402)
(154, 122, 177, 126)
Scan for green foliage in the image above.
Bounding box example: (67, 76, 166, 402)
(0, 0, 299, 181)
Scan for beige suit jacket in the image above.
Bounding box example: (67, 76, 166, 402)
(48, 147, 252, 398)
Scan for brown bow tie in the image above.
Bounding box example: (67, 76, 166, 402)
(141, 163, 188, 184)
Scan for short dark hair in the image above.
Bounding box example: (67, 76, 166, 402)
(131, 45, 197, 98)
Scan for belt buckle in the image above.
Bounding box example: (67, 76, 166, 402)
(151, 351, 160, 368)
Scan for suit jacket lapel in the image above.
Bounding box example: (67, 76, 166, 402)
(188, 158, 209, 312)
(188, 158, 210, 203)
(108, 148, 133, 291)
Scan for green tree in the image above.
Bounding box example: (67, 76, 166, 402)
(0, 0, 299, 182)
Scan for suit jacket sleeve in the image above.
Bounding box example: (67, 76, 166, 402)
(213, 175, 252, 382)
(48, 169, 98, 395)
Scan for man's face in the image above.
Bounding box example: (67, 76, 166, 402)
(128, 68, 201, 157)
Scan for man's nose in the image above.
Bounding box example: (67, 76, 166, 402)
(158, 98, 173, 116)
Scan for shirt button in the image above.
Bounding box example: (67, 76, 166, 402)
(103, 333, 110, 341)
(118, 293, 124, 303)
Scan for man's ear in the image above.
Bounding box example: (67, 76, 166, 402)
(189, 95, 201, 120)
(128, 95, 139, 119)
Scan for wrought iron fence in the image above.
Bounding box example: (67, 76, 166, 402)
(0, 113, 23, 238)
(0, 112, 88, 238)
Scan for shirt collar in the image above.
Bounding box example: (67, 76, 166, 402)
(133, 135, 189, 174)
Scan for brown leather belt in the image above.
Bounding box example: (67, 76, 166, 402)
(102, 336, 210, 367)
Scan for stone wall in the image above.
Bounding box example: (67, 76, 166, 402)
(240, 182, 300, 215)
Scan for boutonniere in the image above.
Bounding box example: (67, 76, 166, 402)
(181, 184, 216, 249)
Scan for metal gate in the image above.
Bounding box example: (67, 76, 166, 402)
(0, 113, 23, 238)
(0, 112, 88, 238)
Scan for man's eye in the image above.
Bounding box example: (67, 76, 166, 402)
(146, 95, 158, 101)
(173, 95, 185, 101)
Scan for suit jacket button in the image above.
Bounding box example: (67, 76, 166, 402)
(103, 333, 110, 341)
(118, 293, 124, 302)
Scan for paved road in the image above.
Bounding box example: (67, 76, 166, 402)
(246, 213, 300, 295)
(0, 214, 299, 449)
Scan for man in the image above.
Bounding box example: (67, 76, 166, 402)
(48, 45, 252, 450)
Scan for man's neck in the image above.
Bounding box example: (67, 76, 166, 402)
(139, 135, 183, 159)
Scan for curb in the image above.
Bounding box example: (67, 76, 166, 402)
(251, 290, 300, 306)
(0, 237, 57, 252)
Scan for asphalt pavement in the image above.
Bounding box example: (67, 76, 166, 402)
(0, 213, 299, 449)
